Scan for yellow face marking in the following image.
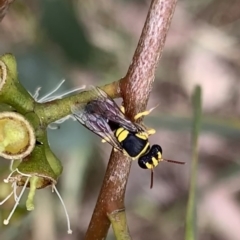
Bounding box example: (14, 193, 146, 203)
(116, 128, 129, 143)
(152, 157, 159, 167)
(146, 162, 153, 169)
(157, 152, 162, 161)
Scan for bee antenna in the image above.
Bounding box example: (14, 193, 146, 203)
(163, 159, 185, 165)
(150, 169, 154, 189)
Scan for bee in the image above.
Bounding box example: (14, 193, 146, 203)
(71, 87, 184, 188)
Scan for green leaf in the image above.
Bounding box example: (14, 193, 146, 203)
(185, 85, 202, 240)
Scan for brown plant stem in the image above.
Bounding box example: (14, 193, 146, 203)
(121, 0, 177, 117)
(84, 0, 177, 239)
(0, 0, 14, 21)
(85, 150, 131, 240)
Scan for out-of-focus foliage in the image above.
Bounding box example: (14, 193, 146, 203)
(1, 0, 240, 240)
(185, 86, 202, 240)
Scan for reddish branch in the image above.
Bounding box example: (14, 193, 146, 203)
(121, 0, 177, 118)
(0, 0, 14, 21)
(84, 0, 178, 239)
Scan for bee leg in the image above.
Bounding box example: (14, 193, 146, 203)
(152, 157, 160, 167)
(101, 137, 110, 143)
(134, 105, 159, 120)
(147, 128, 156, 136)
(120, 104, 125, 114)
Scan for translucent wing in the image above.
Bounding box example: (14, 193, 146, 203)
(71, 86, 146, 150)
(70, 88, 122, 150)
(72, 103, 123, 151)
(86, 87, 142, 132)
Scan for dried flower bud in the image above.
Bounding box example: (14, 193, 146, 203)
(0, 143, 72, 234)
(0, 111, 35, 160)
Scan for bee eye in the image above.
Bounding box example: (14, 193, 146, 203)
(138, 155, 148, 169)
(152, 144, 162, 154)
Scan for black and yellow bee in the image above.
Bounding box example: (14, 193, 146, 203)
(71, 87, 184, 188)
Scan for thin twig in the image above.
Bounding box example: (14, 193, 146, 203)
(84, 0, 177, 239)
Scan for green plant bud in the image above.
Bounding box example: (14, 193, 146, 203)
(1, 144, 72, 233)
(15, 144, 58, 188)
(0, 54, 34, 113)
(0, 111, 36, 160)
(2, 144, 58, 222)
(31, 129, 63, 179)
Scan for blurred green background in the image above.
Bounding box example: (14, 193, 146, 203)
(1, 0, 240, 240)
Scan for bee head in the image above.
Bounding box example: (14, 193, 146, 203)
(138, 144, 162, 169)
